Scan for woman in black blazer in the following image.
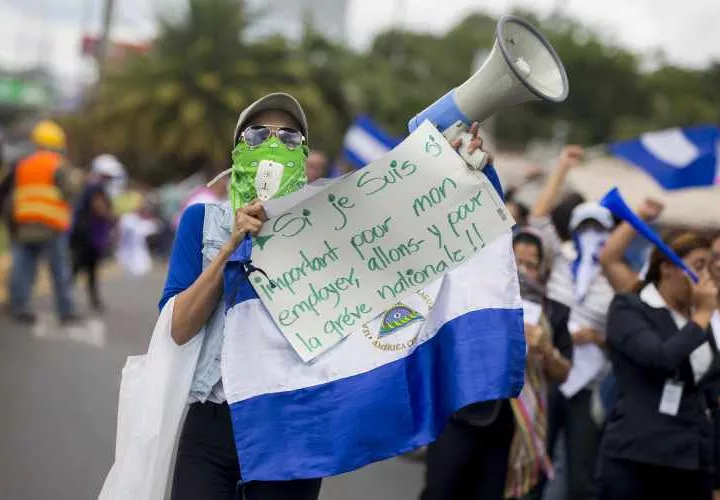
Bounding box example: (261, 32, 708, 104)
(599, 232, 718, 500)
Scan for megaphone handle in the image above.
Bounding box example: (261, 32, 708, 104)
(442, 122, 488, 170)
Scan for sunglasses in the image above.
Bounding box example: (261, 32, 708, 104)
(239, 125, 305, 149)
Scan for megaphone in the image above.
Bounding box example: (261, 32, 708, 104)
(599, 187, 699, 283)
(408, 15, 569, 169)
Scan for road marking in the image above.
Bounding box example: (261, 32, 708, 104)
(32, 313, 107, 348)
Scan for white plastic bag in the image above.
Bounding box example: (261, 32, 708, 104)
(99, 298, 204, 500)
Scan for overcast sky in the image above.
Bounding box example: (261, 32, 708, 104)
(0, 0, 718, 91)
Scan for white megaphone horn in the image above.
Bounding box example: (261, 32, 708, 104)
(408, 15, 569, 169)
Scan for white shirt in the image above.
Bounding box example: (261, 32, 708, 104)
(640, 283, 714, 383)
(531, 216, 614, 334)
(531, 216, 614, 395)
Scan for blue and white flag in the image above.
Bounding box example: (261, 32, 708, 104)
(221, 234, 525, 481)
(342, 115, 401, 170)
(608, 125, 720, 190)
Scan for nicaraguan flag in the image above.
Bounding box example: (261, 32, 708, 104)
(220, 233, 525, 481)
(342, 115, 401, 170)
(608, 125, 720, 190)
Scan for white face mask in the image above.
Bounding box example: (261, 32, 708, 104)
(571, 229, 608, 303)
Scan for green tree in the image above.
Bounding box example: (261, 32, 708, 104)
(348, 13, 497, 138)
(615, 63, 720, 138)
(67, 6, 719, 182)
(82, 0, 340, 182)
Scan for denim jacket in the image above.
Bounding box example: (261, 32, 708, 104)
(188, 202, 233, 402)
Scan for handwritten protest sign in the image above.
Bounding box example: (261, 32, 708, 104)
(249, 121, 514, 362)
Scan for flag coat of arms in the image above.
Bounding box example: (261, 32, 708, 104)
(221, 232, 525, 481)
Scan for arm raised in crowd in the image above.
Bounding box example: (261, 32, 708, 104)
(530, 145, 584, 218)
(528, 146, 585, 262)
(599, 198, 665, 293)
(607, 278, 716, 376)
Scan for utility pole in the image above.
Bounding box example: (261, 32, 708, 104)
(98, 0, 117, 81)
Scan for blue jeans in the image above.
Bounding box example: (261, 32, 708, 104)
(9, 236, 75, 318)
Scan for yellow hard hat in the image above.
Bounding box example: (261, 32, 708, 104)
(31, 120, 67, 151)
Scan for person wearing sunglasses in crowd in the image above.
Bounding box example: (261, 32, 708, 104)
(505, 227, 573, 500)
(159, 92, 494, 500)
(160, 93, 321, 500)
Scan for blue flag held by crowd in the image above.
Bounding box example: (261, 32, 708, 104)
(222, 231, 525, 481)
(608, 125, 720, 190)
(342, 115, 401, 170)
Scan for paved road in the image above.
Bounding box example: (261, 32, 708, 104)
(0, 265, 424, 500)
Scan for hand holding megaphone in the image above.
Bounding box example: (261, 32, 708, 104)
(449, 122, 494, 170)
(408, 15, 569, 170)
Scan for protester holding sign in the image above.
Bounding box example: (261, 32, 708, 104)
(158, 93, 322, 500)
(101, 88, 525, 500)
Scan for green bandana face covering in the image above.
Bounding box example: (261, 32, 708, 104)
(229, 136, 308, 212)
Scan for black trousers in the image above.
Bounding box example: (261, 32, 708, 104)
(72, 244, 102, 310)
(546, 387, 600, 500)
(420, 400, 514, 500)
(171, 402, 322, 500)
(598, 457, 712, 500)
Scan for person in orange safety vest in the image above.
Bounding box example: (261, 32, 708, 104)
(6, 120, 82, 324)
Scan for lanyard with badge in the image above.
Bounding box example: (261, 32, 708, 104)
(659, 373, 684, 416)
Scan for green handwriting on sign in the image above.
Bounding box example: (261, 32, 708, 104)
(356, 159, 418, 196)
(248, 121, 514, 362)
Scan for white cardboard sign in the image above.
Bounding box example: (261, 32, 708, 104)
(248, 121, 513, 361)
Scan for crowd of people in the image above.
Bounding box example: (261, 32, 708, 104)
(107, 91, 720, 500)
(488, 146, 720, 500)
(5, 97, 720, 500)
(0, 120, 163, 322)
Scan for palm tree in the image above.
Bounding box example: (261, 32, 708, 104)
(83, 0, 340, 180)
